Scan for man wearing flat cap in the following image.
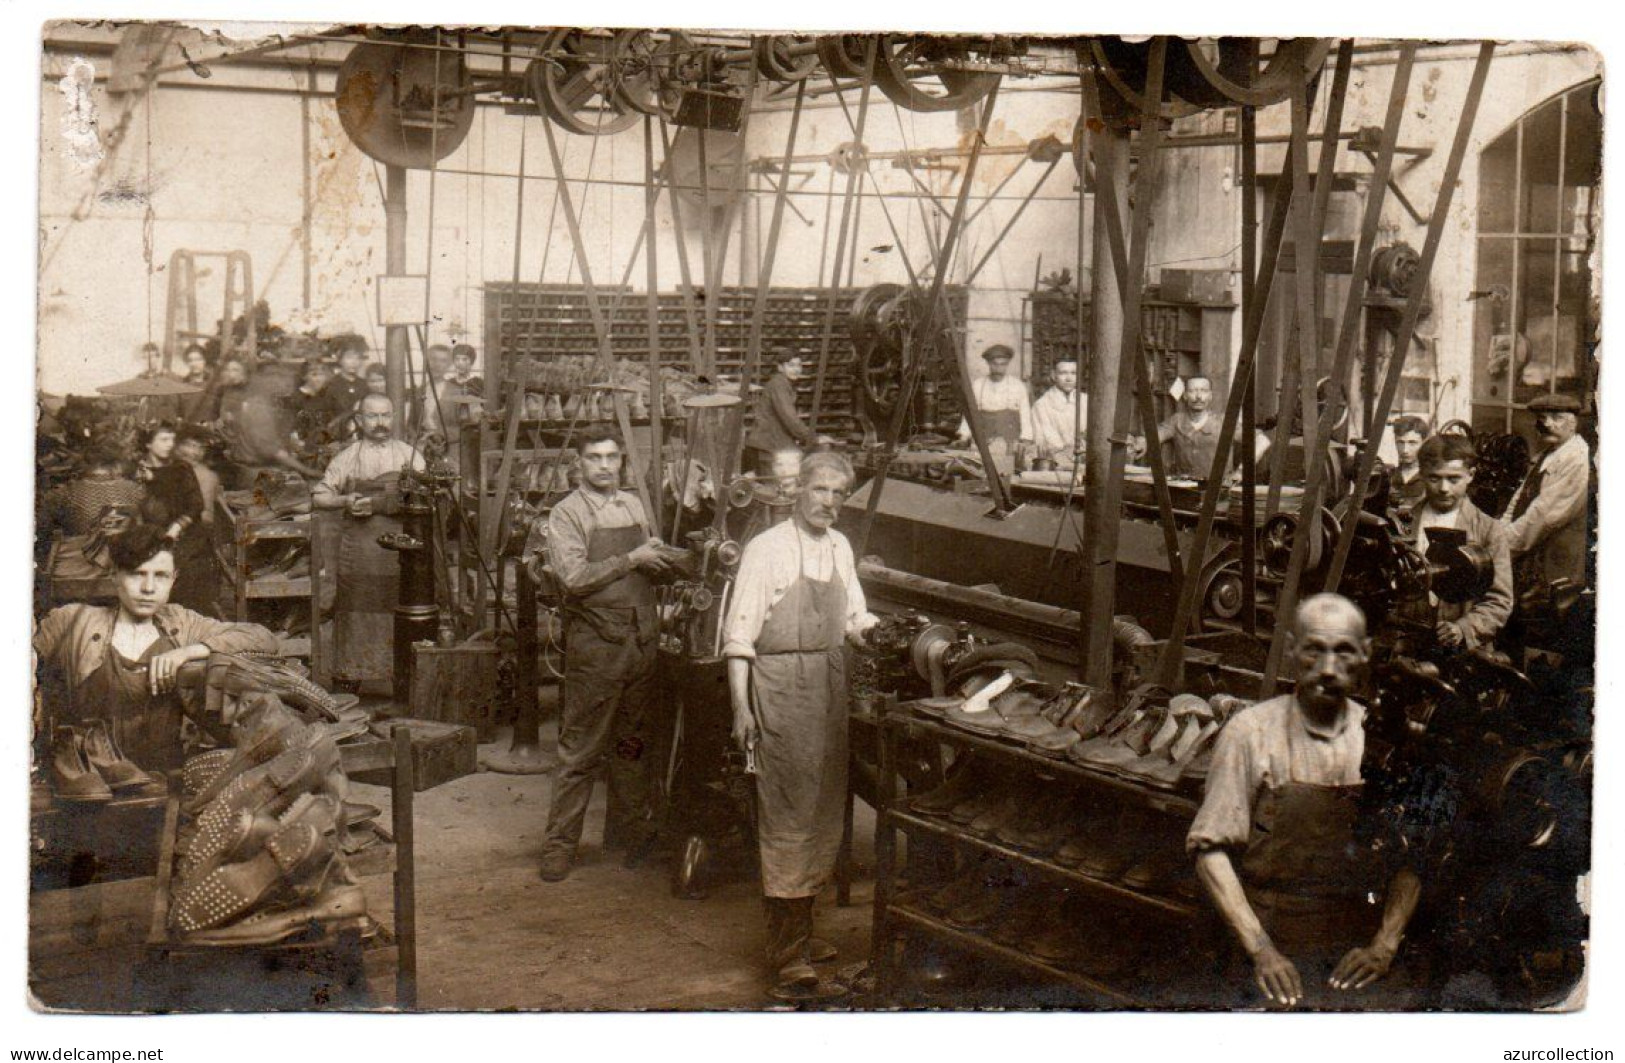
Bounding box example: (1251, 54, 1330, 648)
(955, 344, 1033, 456)
(1504, 393, 1591, 604)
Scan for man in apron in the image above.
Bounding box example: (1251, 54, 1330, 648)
(1187, 594, 1422, 1009)
(723, 452, 878, 994)
(954, 344, 1033, 459)
(312, 394, 424, 691)
(538, 426, 673, 882)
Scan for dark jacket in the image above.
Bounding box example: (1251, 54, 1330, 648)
(746, 373, 815, 453)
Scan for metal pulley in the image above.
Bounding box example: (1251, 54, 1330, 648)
(335, 33, 476, 169)
(816, 34, 876, 79)
(1370, 242, 1422, 298)
(872, 35, 1002, 113)
(1261, 506, 1340, 574)
(527, 29, 640, 136)
(754, 35, 820, 83)
(606, 29, 692, 121)
(1084, 36, 1331, 120)
(1170, 37, 1333, 108)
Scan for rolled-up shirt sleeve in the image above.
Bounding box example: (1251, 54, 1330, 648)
(836, 535, 878, 642)
(1186, 715, 1260, 854)
(722, 537, 780, 659)
(547, 499, 633, 598)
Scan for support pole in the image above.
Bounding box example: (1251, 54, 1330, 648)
(1323, 44, 1496, 592)
(1261, 45, 1416, 694)
(384, 165, 409, 434)
(645, 119, 665, 530)
(1239, 87, 1259, 635)
(1078, 38, 1166, 689)
(1080, 125, 1129, 683)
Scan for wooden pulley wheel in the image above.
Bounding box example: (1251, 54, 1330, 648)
(526, 29, 639, 136)
(607, 29, 691, 120)
(754, 35, 819, 83)
(1085, 37, 1201, 121)
(873, 35, 1000, 113)
(816, 34, 877, 79)
(1174, 38, 1332, 108)
(335, 34, 476, 169)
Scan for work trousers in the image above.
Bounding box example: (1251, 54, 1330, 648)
(542, 615, 659, 857)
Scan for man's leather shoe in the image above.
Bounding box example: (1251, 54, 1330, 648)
(539, 849, 572, 882)
(909, 760, 986, 817)
(171, 795, 339, 933)
(50, 726, 112, 804)
(81, 719, 166, 795)
(808, 937, 838, 963)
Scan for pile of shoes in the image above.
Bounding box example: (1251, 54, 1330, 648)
(49, 720, 169, 803)
(908, 766, 1202, 901)
(912, 642, 1107, 762)
(1068, 687, 1254, 793)
(164, 654, 373, 946)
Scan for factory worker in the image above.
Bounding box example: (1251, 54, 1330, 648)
(955, 344, 1033, 456)
(1188, 594, 1421, 1009)
(723, 451, 877, 995)
(746, 350, 832, 477)
(1387, 415, 1430, 517)
(1504, 393, 1591, 604)
(1399, 434, 1512, 651)
(537, 425, 673, 882)
(1031, 358, 1087, 463)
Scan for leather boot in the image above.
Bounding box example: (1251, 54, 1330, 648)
(50, 726, 112, 803)
(81, 719, 166, 796)
(909, 757, 987, 817)
(765, 897, 817, 989)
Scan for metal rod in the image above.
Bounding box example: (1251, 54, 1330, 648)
(657, 121, 706, 372)
(1261, 43, 1416, 695)
(645, 118, 665, 536)
(1324, 42, 1497, 592)
(740, 81, 809, 418)
(1076, 61, 1185, 588)
(1239, 61, 1259, 636)
(963, 155, 1063, 286)
(1154, 110, 1303, 687)
(854, 78, 1006, 555)
(811, 46, 879, 424)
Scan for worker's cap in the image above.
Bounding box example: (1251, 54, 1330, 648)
(1527, 393, 1583, 413)
(981, 344, 1015, 365)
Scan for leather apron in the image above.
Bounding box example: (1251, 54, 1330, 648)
(333, 474, 403, 683)
(978, 407, 1022, 455)
(1235, 728, 1391, 1007)
(750, 539, 849, 898)
(76, 632, 184, 772)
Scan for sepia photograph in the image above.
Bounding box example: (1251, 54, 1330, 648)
(23, 13, 1605, 1028)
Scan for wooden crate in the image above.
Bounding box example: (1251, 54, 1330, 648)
(408, 642, 503, 742)
(365, 718, 477, 792)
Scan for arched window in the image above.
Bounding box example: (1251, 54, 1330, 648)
(1471, 79, 1600, 435)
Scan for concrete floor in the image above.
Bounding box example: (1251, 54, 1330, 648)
(352, 713, 880, 1011)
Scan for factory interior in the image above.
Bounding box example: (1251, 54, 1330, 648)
(27, 23, 1602, 1021)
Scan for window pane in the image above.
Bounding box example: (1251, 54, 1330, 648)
(1510, 238, 1591, 405)
(1562, 83, 1602, 237)
(1479, 124, 1518, 234)
(1472, 238, 1515, 406)
(1519, 96, 1563, 233)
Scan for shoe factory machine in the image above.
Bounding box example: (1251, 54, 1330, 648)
(321, 29, 1590, 1002)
